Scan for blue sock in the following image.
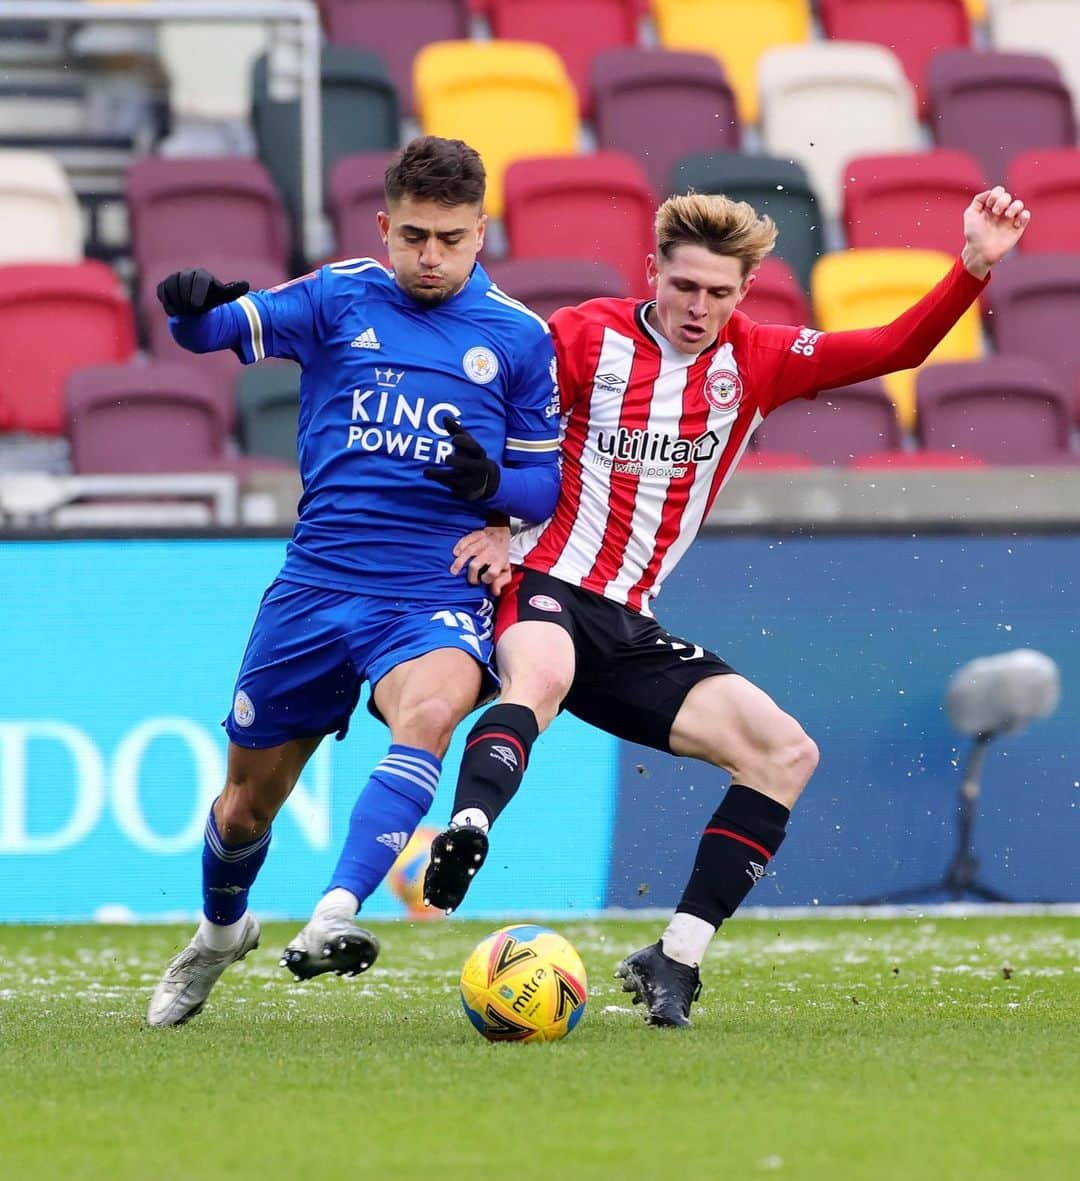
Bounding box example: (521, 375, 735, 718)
(201, 805, 271, 925)
(327, 744, 440, 905)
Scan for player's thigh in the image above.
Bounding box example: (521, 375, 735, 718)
(227, 580, 364, 750)
(493, 569, 577, 718)
(669, 673, 816, 783)
(372, 646, 483, 754)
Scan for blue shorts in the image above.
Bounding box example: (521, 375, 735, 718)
(224, 578, 497, 748)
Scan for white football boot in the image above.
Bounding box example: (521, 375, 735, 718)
(280, 916, 379, 980)
(146, 912, 261, 1027)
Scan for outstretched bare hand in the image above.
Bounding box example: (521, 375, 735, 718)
(962, 186, 1031, 278)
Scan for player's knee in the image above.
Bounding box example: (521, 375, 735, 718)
(215, 788, 275, 843)
(396, 694, 460, 751)
(766, 725, 819, 806)
(515, 660, 573, 714)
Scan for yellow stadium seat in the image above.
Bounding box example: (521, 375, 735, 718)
(651, 0, 811, 124)
(810, 249, 983, 429)
(414, 41, 579, 218)
(963, 0, 986, 19)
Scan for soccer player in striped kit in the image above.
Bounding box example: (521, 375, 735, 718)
(146, 137, 561, 1027)
(425, 184, 1032, 1027)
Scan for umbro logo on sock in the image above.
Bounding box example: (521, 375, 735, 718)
(350, 327, 381, 349)
(746, 861, 766, 884)
(376, 831, 409, 854)
(490, 744, 519, 771)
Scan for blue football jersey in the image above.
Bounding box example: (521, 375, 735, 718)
(221, 259, 560, 600)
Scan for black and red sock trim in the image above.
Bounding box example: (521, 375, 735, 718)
(451, 703, 540, 829)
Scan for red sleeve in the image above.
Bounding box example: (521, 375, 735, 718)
(549, 305, 590, 414)
(751, 258, 989, 416)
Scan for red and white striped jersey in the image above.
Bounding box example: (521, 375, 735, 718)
(510, 298, 819, 614)
(511, 257, 986, 614)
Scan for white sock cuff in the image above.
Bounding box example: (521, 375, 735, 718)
(451, 808, 490, 834)
(661, 912, 716, 968)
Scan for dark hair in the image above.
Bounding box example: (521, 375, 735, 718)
(384, 136, 486, 208)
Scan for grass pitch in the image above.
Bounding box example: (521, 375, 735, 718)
(0, 913, 1076, 1181)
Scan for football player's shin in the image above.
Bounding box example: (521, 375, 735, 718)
(449, 703, 539, 831)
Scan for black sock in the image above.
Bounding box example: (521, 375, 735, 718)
(451, 703, 539, 829)
(676, 784, 791, 928)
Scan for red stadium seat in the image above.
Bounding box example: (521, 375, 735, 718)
(1006, 148, 1080, 255)
(488, 0, 640, 117)
(754, 379, 902, 465)
(738, 256, 811, 326)
(843, 150, 986, 253)
(739, 451, 818, 471)
(126, 156, 291, 295)
(328, 151, 398, 261)
(985, 255, 1080, 419)
(503, 152, 656, 297)
(320, 0, 468, 114)
(0, 261, 136, 436)
(67, 361, 228, 474)
(591, 47, 740, 198)
(819, 0, 971, 115)
(916, 358, 1075, 464)
(485, 257, 629, 319)
(849, 449, 986, 469)
(927, 49, 1076, 180)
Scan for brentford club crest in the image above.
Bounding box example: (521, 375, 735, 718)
(703, 369, 743, 411)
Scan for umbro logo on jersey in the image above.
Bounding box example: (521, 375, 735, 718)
(594, 372, 626, 391)
(376, 831, 409, 854)
(351, 327, 381, 349)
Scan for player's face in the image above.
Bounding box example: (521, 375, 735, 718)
(646, 245, 754, 355)
(378, 197, 487, 305)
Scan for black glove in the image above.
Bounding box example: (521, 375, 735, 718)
(156, 268, 250, 317)
(423, 415, 501, 502)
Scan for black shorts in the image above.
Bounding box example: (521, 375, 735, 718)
(496, 568, 737, 753)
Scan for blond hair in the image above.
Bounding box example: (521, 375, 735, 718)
(655, 192, 778, 276)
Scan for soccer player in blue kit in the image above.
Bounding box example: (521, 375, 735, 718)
(147, 136, 560, 1027)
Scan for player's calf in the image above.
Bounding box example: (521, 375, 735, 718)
(423, 824, 488, 912)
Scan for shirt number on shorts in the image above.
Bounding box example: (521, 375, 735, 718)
(431, 609, 483, 657)
(656, 635, 704, 662)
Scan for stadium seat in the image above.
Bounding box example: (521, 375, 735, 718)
(252, 46, 400, 250)
(651, 0, 812, 124)
(737, 256, 811, 326)
(810, 248, 982, 429)
(236, 360, 302, 464)
(414, 41, 579, 218)
(486, 256, 628, 316)
(485, 257, 629, 319)
(843, 150, 986, 254)
(321, 0, 469, 114)
(126, 157, 291, 294)
(1006, 148, 1080, 255)
(328, 151, 397, 261)
(140, 256, 289, 429)
(487, 0, 640, 116)
(818, 0, 971, 115)
(915, 358, 1075, 464)
(503, 152, 655, 296)
(990, 0, 1080, 119)
(669, 151, 823, 291)
(754, 379, 902, 465)
(0, 261, 136, 436)
(927, 50, 1076, 181)
(0, 149, 83, 264)
(758, 43, 919, 219)
(738, 450, 817, 470)
(67, 362, 228, 474)
(848, 448, 986, 469)
(985, 255, 1080, 416)
(591, 48, 740, 199)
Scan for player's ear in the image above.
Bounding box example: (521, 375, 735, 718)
(737, 268, 757, 303)
(645, 253, 660, 289)
(475, 211, 488, 251)
(376, 210, 390, 244)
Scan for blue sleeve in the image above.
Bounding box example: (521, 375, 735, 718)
(502, 329, 561, 466)
(168, 271, 324, 366)
(486, 460, 560, 522)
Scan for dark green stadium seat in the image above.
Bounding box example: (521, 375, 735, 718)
(235, 360, 301, 464)
(669, 150, 824, 291)
(251, 45, 400, 261)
